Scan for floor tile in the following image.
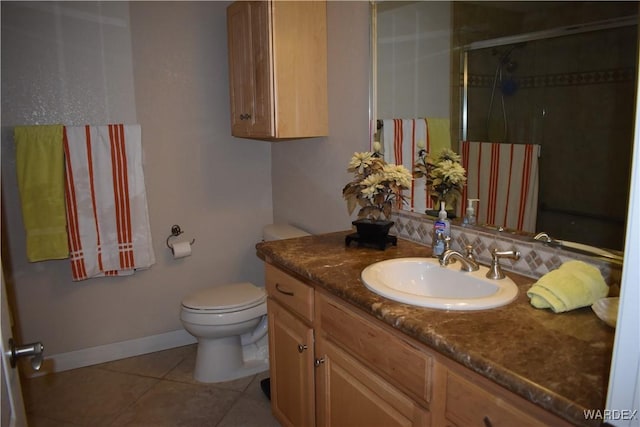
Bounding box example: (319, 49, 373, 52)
(164, 346, 256, 392)
(108, 380, 239, 426)
(96, 344, 194, 379)
(218, 393, 279, 427)
(23, 415, 79, 427)
(24, 367, 158, 427)
(24, 346, 280, 427)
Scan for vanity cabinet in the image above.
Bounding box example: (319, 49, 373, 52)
(226, 1, 328, 140)
(266, 265, 315, 427)
(315, 293, 431, 426)
(265, 264, 572, 427)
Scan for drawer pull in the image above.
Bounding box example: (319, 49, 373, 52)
(314, 357, 325, 367)
(483, 416, 493, 427)
(275, 283, 295, 296)
(297, 344, 308, 353)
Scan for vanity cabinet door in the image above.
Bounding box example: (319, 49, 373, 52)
(267, 298, 315, 427)
(227, 1, 273, 138)
(315, 334, 430, 427)
(442, 368, 572, 427)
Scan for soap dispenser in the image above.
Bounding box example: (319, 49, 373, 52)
(432, 201, 450, 256)
(463, 199, 479, 226)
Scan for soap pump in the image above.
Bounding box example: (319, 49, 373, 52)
(463, 199, 479, 226)
(432, 201, 450, 257)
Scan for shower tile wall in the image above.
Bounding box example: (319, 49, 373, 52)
(464, 23, 636, 250)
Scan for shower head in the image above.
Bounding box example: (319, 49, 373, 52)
(504, 59, 518, 73)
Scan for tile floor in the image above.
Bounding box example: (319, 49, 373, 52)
(21, 344, 281, 427)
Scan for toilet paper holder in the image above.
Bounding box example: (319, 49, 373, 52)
(166, 224, 195, 249)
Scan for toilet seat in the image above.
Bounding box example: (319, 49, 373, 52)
(181, 282, 266, 314)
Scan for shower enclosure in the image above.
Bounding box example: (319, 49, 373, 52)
(461, 16, 638, 251)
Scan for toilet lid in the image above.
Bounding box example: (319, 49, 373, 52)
(182, 282, 265, 311)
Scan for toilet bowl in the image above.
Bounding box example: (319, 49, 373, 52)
(181, 282, 268, 383)
(180, 224, 309, 383)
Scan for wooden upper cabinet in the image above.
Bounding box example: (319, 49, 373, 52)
(227, 1, 328, 140)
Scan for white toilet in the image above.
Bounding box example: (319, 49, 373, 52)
(180, 224, 309, 383)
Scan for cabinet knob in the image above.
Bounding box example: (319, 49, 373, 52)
(297, 344, 308, 353)
(314, 358, 325, 367)
(239, 113, 252, 120)
(483, 416, 493, 427)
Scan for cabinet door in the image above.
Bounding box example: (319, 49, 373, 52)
(316, 335, 430, 427)
(443, 369, 568, 427)
(227, 1, 273, 138)
(268, 299, 315, 427)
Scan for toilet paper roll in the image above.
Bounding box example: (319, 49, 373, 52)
(171, 241, 192, 259)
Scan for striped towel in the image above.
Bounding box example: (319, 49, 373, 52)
(63, 124, 155, 281)
(461, 141, 540, 232)
(382, 118, 432, 212)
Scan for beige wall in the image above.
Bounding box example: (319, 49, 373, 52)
(272, 1, 371, 234)
(1, 1, 370, 358)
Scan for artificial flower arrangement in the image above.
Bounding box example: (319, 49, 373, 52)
(342, 147, 413, 221)
(414, 147, 467, 209)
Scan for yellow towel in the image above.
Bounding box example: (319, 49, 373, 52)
(15, 125, 69, 262)
(426, 118, 451, 157)
(527, 260, 608, 313)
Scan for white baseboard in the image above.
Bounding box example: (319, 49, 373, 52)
(28, 329, 197, 377)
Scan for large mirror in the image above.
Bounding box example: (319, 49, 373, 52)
(373, 1, 638, 255)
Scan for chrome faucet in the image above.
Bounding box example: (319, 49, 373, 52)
(439, 250, 480, 272)
(486, 249, 520, 280)
(533, 232, 552, 243)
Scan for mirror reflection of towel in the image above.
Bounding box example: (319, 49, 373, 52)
(461, 141, 540, 232)
(14, 125, 69, 262)
(425, 118, 451, 158)
(381, 118, 452, 213)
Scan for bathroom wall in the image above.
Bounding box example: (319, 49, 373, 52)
(1, 1, 274, 359)
(271, 1, 371, 234)
(1, 0, 372, 368)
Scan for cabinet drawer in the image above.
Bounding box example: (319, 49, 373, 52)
(317, 293, 432, 405)
(444, 370, 560, 427)
(266, 264, 314, 322)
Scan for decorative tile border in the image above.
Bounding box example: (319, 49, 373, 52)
(463, 67, 635, 89)
(391, 210, 622, 286)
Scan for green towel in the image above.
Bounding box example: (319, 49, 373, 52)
(527, 260, 608, 313)
(426, 118, 451, 157)
(15, 125, 69, 262)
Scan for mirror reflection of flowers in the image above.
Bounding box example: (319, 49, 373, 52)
(414, 147, 466, 208)
(342, 146, 413, 221)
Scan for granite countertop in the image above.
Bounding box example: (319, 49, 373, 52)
(256, 231, 615, 427)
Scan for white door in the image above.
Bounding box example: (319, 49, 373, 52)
(1, 263, 27, 427)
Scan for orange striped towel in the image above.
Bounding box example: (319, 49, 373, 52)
(382, 118, 432, 212)
(460, 141, 540, 233)
(63, 124, 155, 281)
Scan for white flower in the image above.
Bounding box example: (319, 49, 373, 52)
(343, 150, 412, 220)
(382, 164, 412, 188)
(433, 160, 466, 185)
(373, 141, 382, 154)
(349, 152, 375, 175)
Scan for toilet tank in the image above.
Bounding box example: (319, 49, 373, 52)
(263, 224, 310, 241)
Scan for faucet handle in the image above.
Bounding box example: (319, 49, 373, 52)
(492, 249, 520, 261)
(465, 244, 475, 262)
(444, 236, 452, 252)
(486, 249, 521, 280)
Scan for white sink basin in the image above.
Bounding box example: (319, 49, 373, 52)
(361, 257, 518, 311)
